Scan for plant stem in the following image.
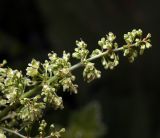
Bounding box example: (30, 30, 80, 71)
(0, 127, 27, 138)
(0, 103, 17, 120)
(0, 42, 138, 120)
(21, 85, 42, 98)
(0, 86, 42, 120)
(70, 45, 124, 71)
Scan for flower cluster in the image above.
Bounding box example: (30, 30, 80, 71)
(26, 59, 40, 77)
(98, 32, 117, 50)
(72, 40, 89, 62)
(47, 51, 77, 94)
(83, 62, 101, 83)
(39, 119, 47, 137)
(38, 120, 65, 138)
(18, 95, 45, 122)
(123, 29, 152, 62)
(49, 126, 65, 138)
(98, 32, 119, 69)
(0, 29, 152, 138)
(0, 67, 26, 106)
(42, 84, 63, 109)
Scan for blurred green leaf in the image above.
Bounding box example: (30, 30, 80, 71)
(63, 102, 106, 138)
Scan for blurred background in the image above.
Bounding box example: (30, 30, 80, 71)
(0, 0, 159, 138)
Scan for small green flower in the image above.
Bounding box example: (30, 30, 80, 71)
(19, 96, 45, 122)
(101, 54, 119, 70)
(90, 49, 102, 57)
(123, 29, 151, 62)
(48, 52, 57, 62)
(0, 60, 7, 68)
(98, 32, 118, 52)
(39, 120, 47, 136)
(50, 128, 65, 138)
(0, 131, 6, 138)
(72, 40, 89, 62)
(59, 77, 78, 94)
(42, 84, 64, 109)
(26, 59, 40, 77)
(63, 51, 70, 61)
(83, 62, 101, 83)
(107, 32, 116, 42)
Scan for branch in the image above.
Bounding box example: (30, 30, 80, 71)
(0, 40, 146, 120)
(0, 127, 27, 138)
(0, 103, 17, 120)
(70, 44, 126, 71)
(0, 86, 42, 120)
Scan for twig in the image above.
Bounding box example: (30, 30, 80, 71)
(0, 41, 143, 121)
(0, 127, 27, 138)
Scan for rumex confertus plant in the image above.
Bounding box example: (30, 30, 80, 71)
(0, 29, 152, 138)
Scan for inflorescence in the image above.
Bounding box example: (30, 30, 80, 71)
(0, 29, 152, 138)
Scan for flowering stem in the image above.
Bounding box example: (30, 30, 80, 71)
(0, 127, 27, 138)
(0, 41, 143, 121)
(70, 44, 129, 71)
(0, 103, 17, 121)
(21, 85, 42, 98)
(0, 86, 42, 120)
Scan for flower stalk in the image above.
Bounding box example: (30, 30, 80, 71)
(0, 29, 152, 137)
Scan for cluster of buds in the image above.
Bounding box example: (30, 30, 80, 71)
(39, 119, 47, 137)
(72, 30, 151, 83)
(0, 67, 25, 105)
(0, 29, 152, 138)
(26, 59, 40, 77)
(38, 120, 65, 138)
(123, 29, 152, 62)
(18, 96, 45, 122)
(42, 84, 63, 109)
(72, 40, 89, 62)
(83, 62, 101, 83)
(50, 128, 65, 138)
(98, 32, 119, 69)
(59, 76, 78, 94)
(98, 32, 117, 50)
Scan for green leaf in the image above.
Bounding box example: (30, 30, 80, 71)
(64, 102, 106, 138)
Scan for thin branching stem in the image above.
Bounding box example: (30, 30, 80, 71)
(0, 42, 141, 121)
(0, 127, 27, 138)
(70, 43, 137, 71)
(0, 28, 151, 138)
